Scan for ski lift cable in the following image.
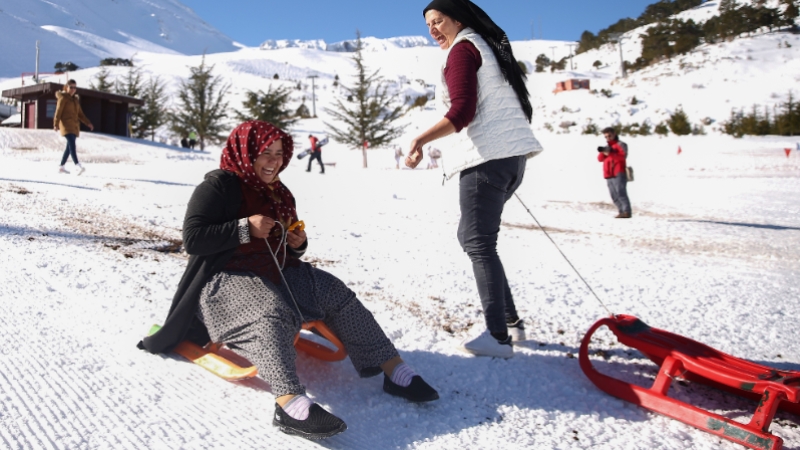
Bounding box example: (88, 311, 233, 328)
(514, 193, 614, 317)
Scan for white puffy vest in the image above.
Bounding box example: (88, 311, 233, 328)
(438, 28, 543, 179)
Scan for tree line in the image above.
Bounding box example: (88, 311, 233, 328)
(83, 35, 407, 161)
(86, 57, 314, 149)
(629, 0, 798, 70)
(722, 93, 800, 137)
(578, 0, 798, 71)
(577, 0, 706, 54)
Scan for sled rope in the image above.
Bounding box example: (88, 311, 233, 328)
(514, 193, 614, 317)
(264, 222, 306, 324)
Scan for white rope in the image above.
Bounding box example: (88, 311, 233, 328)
(514, 193, 615, 317)
(264, 222, 306, 324)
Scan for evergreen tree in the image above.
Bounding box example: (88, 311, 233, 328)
(90, 66, 114, 92)
(170, 56, 230, 150)
(783, 0, 799, 24)
(535, 54, 551, 72)
(641, 19, 702, 64)
(235, 86, 297, 130)
(719, 0, 738, 13)
(324, 31, 406, 168)
(140, 76, 168, 141)
(667, 107, 692, 135)
(296, 103, 311, 119)
(115, 65, 145, 138)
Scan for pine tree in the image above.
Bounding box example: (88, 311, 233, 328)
(235, 86, 297, 130)
(783, 0, 799, 24)
(719, 0, 738, 13)
(667, 107, 692, 135)
(140, 76, 168, 141)
(90, 66, 114, 92)
(115, 65, 145, 138)
(324, 31, 406, 168)
(535, 54, 551, 72)
(170, 55, 230, 150)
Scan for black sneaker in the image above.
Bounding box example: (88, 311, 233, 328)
(272, 402, 347, 439)
(383, 375, 440, 403)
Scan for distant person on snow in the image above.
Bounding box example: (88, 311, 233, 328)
(139, 121, 438, 440)
(406, 0, 543, 359)
(180, 136, 189, 149)
(54, 80, 93, 175)
(306, 134, 324, 174)
(426, 146, 442, 169)
(394, 145, 404, 169)
(188, 131, 198, 150)
(597, 127, 631, 218)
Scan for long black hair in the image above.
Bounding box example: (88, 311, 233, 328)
(424, 0, 532, 123)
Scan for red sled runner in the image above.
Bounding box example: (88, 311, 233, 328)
(580, 315, 800, 450)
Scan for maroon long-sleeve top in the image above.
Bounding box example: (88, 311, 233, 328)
(444, 41, 482, 132)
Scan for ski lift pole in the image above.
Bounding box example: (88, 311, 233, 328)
(514, 193, 614, 317)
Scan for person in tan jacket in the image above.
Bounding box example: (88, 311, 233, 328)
(54, 80, 93, 174)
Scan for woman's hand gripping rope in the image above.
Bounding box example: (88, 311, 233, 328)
(264, 220, 308, 324)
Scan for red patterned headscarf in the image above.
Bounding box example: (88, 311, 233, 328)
(220, 120, 294, 190)
(220, 121, 298, 248)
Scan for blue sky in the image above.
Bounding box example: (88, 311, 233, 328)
(183, 0, 658, 45)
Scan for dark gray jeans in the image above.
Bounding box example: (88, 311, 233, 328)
(606, 172, 631, 214)
(458, 155, 526, 336)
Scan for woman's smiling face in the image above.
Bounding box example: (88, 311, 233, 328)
(253, 138, 283, 184)
(425, 9, 464, 50)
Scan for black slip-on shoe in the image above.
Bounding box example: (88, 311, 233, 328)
(272, 403, 347, 440)
(383, 375, 440, 403)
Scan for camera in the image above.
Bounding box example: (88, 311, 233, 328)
(597, 146, 608, 152)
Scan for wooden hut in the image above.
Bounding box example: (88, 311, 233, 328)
(1, 83, 143, 137)
(554, 79, 591, 94)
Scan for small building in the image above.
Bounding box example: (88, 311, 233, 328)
(1, 83, 144, 137)
(554, 79, 590, 94)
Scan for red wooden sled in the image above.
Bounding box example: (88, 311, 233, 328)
(579, 315, 800, 450)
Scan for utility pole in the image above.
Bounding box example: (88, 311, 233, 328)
(308, 75, 318, 117)
(567, 43, 577, 71)
(609, 33, 627, 78)
(35, 41, 40, 84)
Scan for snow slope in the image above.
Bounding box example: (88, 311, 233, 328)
(4, 4, 798, 147)
(0, 125, 799, 449)
(0, 0, 237, 79)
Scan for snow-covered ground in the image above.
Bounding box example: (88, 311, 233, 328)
(1, 126, 799, 449)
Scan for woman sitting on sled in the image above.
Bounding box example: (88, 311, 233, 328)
(139, 121, 438, 439)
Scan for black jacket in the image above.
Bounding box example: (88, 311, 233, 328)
(138, 169, 306, 354)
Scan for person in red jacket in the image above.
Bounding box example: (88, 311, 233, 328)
(306, 134, 324, 174)
(597, 127, 631, 218)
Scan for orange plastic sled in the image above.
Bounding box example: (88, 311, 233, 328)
(149, 320, 347, 381)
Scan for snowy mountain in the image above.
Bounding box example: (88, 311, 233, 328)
(0, 0, 237, 79)
(1, 0, 797, 142)
(260, 35, 433, 52)
(259, 39, 329, 51)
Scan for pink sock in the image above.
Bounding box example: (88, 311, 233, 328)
(390, 363, 416, 388)
(282, 395, 312, 421)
